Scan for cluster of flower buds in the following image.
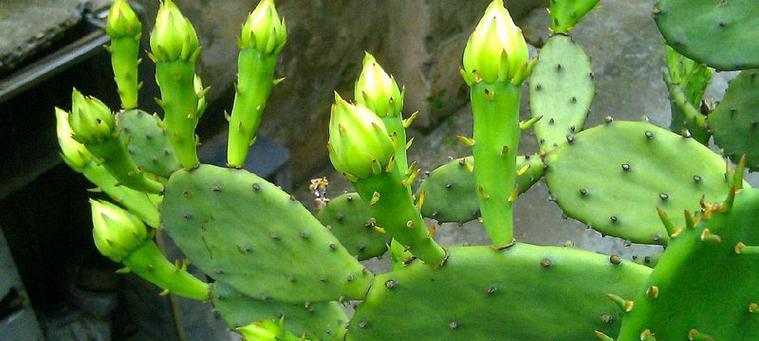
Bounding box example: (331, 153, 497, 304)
(105, 0, 142, 39)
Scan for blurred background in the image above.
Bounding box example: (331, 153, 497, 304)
(1, 0, 754, 340)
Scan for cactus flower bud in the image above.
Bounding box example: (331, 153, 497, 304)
(462, 0, 528, 84)
(240, 0, 287, 55)
(105, 0, 142, 38)
(55, 107, 93, 172)
(68, 89, 116, 143)
(355, 52, 404, 118)
(150, 0, 200, 62)
(328, 94, 394, 180)
(90, 200, 148, 262)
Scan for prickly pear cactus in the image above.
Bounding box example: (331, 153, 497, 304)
(653, 0, 759, 70)
(117, 109, 181, 179)
(529, 34, 594, 153)
(211, 282, 347, 340)
(316, 192, 389, 260)
(708, 70, 759, 171)
(348, 245, 651, 340)
(545, 120, 734, 245)
(162, 165, 373, 302)
(616, 177, 759, 340)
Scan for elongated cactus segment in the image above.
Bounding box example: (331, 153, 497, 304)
(316, 193, 389, 260)
(418, 155, 544, 224)
(653, 0, 759, 71)
(227, 49, 277, 168)
(665, 46, 712, 145)
(545, 121, 733, 245)
(470, 81, 521, 246)
(162, 164, 372, 303)
(707, 70, 759, 171)
(150, 0, 202, 169)
(548, 0, 600, 33)
(122, 240, 210, 301)
(353, 169, 447, 265)
(530, 35, 593, 153)
(105, 0, 142, 109)
(617, 185, 759, 340)
(117, 109, 181, 179)
(212, 282, 347, 340)
(347, 244, 651, 340)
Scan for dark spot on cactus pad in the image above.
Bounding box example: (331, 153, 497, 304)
(385, 279, 396, 289)
(609, 255, 621, 265)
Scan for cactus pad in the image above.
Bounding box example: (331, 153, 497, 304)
(530, 35, 594, 153)
(617, 188, 759, 340)
(117, 109, 181, 179)
(549, 0, 600, 33)
(212, 282, 347, 340)
(347, 244, 651, 340)
(708, 70, 759, 171)
(653, 0, 759, 70)
(162, 165, 373, 303)
(418, 155, 544, 224)
(316, 192, 389, 261)
(545, 121, 731, 245)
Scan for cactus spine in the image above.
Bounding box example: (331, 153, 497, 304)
(150, 0, 202, 169)
(105, 0, 142, 109)
(227, 0, 286, 167)
(461, 0, 530, 246)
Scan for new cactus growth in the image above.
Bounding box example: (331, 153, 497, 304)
(227, 0, 286, 167)
(105, 0, 141, 109)
(461, 0, 530, 246)
(52, 0, 759, 339)
(150, 0, 202, 169)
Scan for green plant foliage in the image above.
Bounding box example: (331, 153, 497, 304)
(530, 34, 594, 153)
(654, 0, 759, 70)
(545, 121, 733, 245)
(708, 70, 759, 171)
(348, 244, 651, 340)
(162, 165, 373, 303)
(316, 192, 390, 260)
(117, 109, 181, 179)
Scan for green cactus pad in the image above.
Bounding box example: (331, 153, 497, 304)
(545, 121, 731, 245)
(617, 188, 759, 340)
(347, 244, 651, 340)
(653, 0, 759, 71)
(211, 282, 347, 340)
(549, 0, 600, 33)
(418, 155, 544, 224)
(708, 70, 759, 171)
(162, 164, 373, 303)
(117, 109, 181, 179)
(316, 192, 389, 261)
(530, 35, 594, 153)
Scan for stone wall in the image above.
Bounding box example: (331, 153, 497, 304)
(136, 0, 545, 181)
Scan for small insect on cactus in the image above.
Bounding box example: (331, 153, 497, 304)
(55, 0, 757, 340)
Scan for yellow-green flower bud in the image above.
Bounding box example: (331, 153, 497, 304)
(90, 200, 148, 262)
(240, 0, 287, 55)
(150, 0, 200, 62)
(328, 94, 394, 180)
(68, 89, 116, 144)
(105, 0, 142, 38)
(355, 52, 403, 118)
(462, 0, 528, 84)
(55, 107, 94, 172)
